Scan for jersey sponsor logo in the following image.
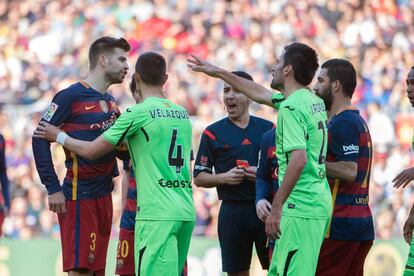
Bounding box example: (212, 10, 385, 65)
(355, 196, 369, 205)
(149, 108, 189, 120)
(85, 105, 96, 110)
(90, 113, 117, 131)
(310, 102, 326, 114)
(284, 106, 295, 111)
(158, 178, 192, 189)
(42, 102, 58, 121)
(343, 144, 359, 155)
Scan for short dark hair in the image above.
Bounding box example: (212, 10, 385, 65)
(283, 42, 319, 86)
(130, 73, 136, 95)
(321, 59, 357, 98)
(231, 71, 254, 81)
(135, 52, 166, 86)
(89, 36, 131, 70)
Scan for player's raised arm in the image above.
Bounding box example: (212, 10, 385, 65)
(34, 121, 115, 160)
(187, 55, 275, 107)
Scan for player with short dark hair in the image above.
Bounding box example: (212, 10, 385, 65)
(194, 71, 273, 276)
(32, 36, 130, 276)
(188, 42, 332, 275)
(34, 52, 195, 276)
(314, 59, 374, 276)
(0, 134, 10, 237)
(393, 66, 414, 275)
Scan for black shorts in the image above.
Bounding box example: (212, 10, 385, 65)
(218, 200, 269, 272)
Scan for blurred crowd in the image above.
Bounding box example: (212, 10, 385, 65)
(0, 0, 413, 240)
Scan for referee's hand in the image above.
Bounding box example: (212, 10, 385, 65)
(48, 191, 67, 214)
(256, 199, 272, 222)
(223, 167, 245, 185)
(266, 208, 282, 240)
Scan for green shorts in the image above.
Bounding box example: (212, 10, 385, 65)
(135, 220, 195, 276)
(268, 216, 329, 276)
(404, 235, 414, 275)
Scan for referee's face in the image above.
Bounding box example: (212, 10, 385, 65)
(223, 83, 250, 119)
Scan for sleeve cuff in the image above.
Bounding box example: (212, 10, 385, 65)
(46, 184, 62, 195)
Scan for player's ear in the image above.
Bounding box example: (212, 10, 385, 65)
(284, 64, 292, 77)
(99, 55, 108, 68)
(332, 80, 340, 93)
(162, 74, 169, 85)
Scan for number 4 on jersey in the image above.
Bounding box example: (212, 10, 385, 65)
(168, 129, 184, 173)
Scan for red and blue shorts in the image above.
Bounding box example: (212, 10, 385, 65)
(58, 194, 113, 273)
(116, 228, 135, 276)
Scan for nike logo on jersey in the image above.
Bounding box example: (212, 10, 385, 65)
(85, 105, 96, 110)
(284, 106, 295, 111)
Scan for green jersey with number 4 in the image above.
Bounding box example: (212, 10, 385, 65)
(103, 97, 195, 221)
(272, 89, 332, 219)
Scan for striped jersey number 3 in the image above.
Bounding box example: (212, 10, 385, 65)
(169, 129, 184, 173)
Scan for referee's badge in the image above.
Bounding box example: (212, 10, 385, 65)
(100, 100, 109, 113)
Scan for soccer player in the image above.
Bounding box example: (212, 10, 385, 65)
(188, 42, 332, 275)
(255, 128, 278, 261)
(313, 59, 374, 276)
(393, 66, 414, 275)
(115, 75, 188, 276)
(194, 71, 273, 276)
(0, 133, 10, 237)
(32, 36, 131, 276)
(34, 52, 195, 276)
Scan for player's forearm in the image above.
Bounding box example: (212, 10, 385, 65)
(326, 161, 357, 182)
(63, 135, 114, 160)
(215, 69, 274, 107)
(194, 172, 225, 188)
(256, 176, 272, 204)
(32, 137, 62, 194)
(271, 150, 306, 210)
(121, 171, 129, 209)
(63, 137, 98, 159)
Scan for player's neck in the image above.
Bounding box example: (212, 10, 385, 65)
(331, 99, 353, 117)
(229, 113, 250, 128)
(141, 86, 165, 100)
(84, 73, 111, 94)
(283, 80, 308, 98)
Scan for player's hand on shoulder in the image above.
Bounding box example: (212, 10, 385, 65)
(224, 167, 245, 185)
(48, 191, 66, 214)
(34, 121, 63, 142)
(244, 166, 257, 182)
(393, 167, 414, 188)
(256, 199, 272, 222)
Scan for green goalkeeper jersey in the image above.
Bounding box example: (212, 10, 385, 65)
(103, 97, 195, 221)
(272, 89, 332, 219)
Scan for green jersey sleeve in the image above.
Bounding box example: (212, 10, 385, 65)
(280, 105, 307, 152)
(271, 92, 285, 110)
(103, 106, 151, 146)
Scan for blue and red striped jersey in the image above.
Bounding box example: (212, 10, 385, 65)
(256, 128, 278, 204)
(120, 161, 137, 230)
(326, 108, 374, 241)
(32, 81, 120, 200)
(194, 116, 273, 201)
(0, 134, 9, 212)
